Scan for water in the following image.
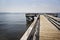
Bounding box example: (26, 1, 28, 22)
(57, 13, 60, 18)
(0, 13, 27, 40)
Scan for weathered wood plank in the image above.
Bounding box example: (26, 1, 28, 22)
(40, 15, 60, 40)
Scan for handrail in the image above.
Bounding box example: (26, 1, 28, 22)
(20, 15, 39, 40)
(44, 14, 60, 30)
(47, 15, 60, 25)
(47, 15, 60, 22)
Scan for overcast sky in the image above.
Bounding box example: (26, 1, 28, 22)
(0, 0, 60, 13)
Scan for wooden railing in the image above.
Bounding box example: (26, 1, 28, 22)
(20, 15, 40, 40)
(44, 14, 60, 30)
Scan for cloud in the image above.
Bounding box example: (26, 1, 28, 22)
(0, 5, 60, 13)
(0, 0, 60, 13)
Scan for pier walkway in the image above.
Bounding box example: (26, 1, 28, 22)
(40, 15, 60, 40)
(20, 14, 60, 40)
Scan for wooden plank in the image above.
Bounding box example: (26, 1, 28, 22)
(40, 15, 60, 40)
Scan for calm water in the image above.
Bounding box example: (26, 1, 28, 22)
(57, 13, 60, 18)
(0, 13, 27, 40)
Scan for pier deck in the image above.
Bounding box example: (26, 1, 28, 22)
(40, 15, 60, 40)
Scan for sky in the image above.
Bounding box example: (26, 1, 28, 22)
(0, 0, 60, 13)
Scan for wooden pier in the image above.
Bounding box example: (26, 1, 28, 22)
(20, 13, 60, 40)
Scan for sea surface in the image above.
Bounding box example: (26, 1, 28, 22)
(0, 13, 27, 40)
(57, 13, 60, 18)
